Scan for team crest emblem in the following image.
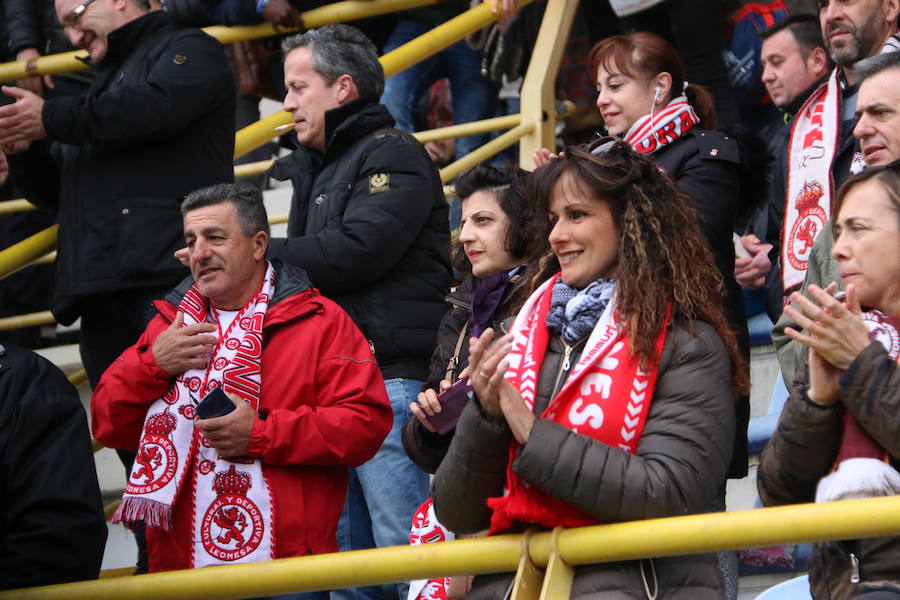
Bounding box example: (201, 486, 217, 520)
(369, 172, 390, 194)
(127, 411, 178, 494)
(787, 181, 827, 270)
(864, 311, 900, 360)
(201, 465, 264, 561)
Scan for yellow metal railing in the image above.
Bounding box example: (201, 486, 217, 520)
(5, 496, 900, 599)
(0, 0, 439, 83)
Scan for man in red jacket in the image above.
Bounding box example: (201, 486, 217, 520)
(91, 182, 392, 581)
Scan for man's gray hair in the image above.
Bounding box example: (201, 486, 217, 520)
(181, 183, 270, 236)
(131, 0, 151, 10)
(854, 51, 900, 83)
(281, 24, 384, 98)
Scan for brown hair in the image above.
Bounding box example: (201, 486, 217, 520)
(834, 161, 900, 231)
(588, 32, 717, 130)
(528, 143, 747, 395)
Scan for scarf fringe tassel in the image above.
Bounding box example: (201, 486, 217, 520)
(815, 457, 900, 503)
(113, 496, 174, 531)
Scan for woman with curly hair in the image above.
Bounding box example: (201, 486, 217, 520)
(433, 143, 745, 599)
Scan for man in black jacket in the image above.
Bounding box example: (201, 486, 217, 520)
(266, 24, 450, 599)
(0, 0, 235, 387)
(0, 343, 106, 590)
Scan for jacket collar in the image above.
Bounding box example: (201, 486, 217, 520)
(103, 10, 171, 63)
(158, 259, 318, 327)
(322, 97, 395, 159)
(782, 74, 831, 121)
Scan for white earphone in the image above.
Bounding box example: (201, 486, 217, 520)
(653, 86, 662, 102)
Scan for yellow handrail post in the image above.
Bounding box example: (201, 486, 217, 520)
(509, 529, 543, 600)
(517, 0, 581, 170)
(0, 198, 37, 214)
(538, 527, 573, 599)
(0, 310, 55, 331)
(0, 225, 58, 280)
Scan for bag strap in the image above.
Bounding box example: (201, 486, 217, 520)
(445, 321, 470, 384)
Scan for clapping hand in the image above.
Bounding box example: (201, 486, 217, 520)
(784, 283, 870, 405)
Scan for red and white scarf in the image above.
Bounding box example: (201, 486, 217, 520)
(781, 71, 842, 298)
(815, 311, 900, 504)
(782, 34, 900, 299)
(624, 95, 700, 155)
(487, 275, 668, 533)
(114, 262, 276, 568)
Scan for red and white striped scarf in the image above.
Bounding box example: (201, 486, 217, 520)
(114, 262, 276, 568)
(487, 275, 668, 533)
(782, 34, 900, 299)
(624, 95, 700, 155)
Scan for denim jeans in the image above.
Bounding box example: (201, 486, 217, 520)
(380, 19, 499, 162)
(331, 378, 430, 600)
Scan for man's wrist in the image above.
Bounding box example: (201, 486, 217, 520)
(256, 0, 270, 15)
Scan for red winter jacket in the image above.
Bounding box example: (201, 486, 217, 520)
(91, 263, 392, 572)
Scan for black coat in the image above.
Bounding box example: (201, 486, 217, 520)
(4, 0, 72, 58)
(0, 344, 106, 590)
(268, 98, 451, 380)
(653, 129, 750, 478)
(10, 11, 236, 324)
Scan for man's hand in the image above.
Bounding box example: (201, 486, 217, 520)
(14, 48, 54, 98)
(0, 86, 48, 145)
(151, 311, 217, 376)
(195, 392, 256, 457)
(262, 0, 303, 28)
(734, 234, 772, 290)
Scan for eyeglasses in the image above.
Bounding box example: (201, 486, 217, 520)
(62, 0, 99, 30)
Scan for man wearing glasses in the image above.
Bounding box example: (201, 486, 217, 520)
(0, 0, 235, 572)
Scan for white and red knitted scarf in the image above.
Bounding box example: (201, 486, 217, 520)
(487, 275, 668, 534)
(781, 71, 842, 299)
(114, 262, 276, 568)
(782, 35, 900, 299)
(624, 95, 700, 155)
(816, 311, 900, 503)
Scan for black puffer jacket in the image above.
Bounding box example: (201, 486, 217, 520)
(9, 11, 236, 324)
(268, 98, 451, 380)
(4, 0, 72, 58)
(433, 321, 734, 599)
(0, 344, 106, 590)
(653, 129, 750, 478)
(758, 342, 900, 600)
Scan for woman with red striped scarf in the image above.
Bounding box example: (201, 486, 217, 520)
(433, 144, 746, 599)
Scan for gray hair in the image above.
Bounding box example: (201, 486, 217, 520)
(131, 0, 150, 10)
(181, 183, 270, 236)
(853, 51, 900, 83)
(281, 24, 384, 98)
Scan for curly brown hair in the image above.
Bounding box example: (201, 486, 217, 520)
(528, 143, 747, 395)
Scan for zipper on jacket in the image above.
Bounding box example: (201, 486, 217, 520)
(549, 337, 586, 401)
(850, 552, 860, 584)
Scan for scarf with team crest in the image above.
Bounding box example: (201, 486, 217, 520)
(114, 262, 276, 568)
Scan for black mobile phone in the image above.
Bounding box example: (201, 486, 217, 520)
(196, 387, 235, 419)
